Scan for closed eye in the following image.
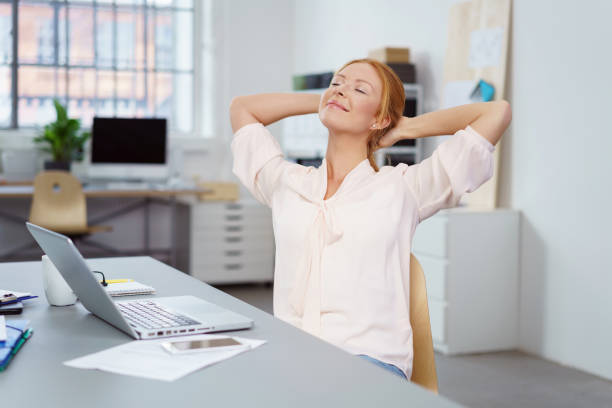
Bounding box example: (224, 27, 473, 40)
(356, 89, 366, 94)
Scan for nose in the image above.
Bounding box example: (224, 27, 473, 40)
(334, 84, 345, 97)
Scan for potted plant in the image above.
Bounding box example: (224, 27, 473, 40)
(33, 99, 91, 171)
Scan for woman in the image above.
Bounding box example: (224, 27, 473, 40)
(229, 58, 511, 380)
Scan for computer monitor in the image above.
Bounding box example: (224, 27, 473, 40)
(88, 117, 169, 181)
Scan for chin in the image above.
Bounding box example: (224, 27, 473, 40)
(319, 111, 360, 134)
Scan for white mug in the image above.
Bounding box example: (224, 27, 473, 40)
(42, 255, 77, 306)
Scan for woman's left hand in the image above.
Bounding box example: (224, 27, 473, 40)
(377, 116, 416, 149)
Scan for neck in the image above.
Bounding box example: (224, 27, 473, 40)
(325, 130, 368, 182)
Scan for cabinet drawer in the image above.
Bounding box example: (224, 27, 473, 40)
(191, 260, 274, 283)
(417, 256, 447, 301)
(193, 213, 272, 229)
(192, 228, 274, 243)
(413, 216, 447, 258)
(192, 203, 270, 217)
(428, 299, 447, 344)
(194, 239, 274, 254)
(192, 248, 273, 267)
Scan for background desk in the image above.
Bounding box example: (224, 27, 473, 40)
(0, 184, 207, 267)
(0, 256, 461, 407)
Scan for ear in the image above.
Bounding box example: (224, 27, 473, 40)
(378, 116, 391, 130)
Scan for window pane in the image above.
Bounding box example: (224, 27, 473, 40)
(116, 10, 136, 69)
(174, 0, 194, 8)
(174, 10, 192, 71)
(18, 4, 55, 64)
(68, 68, 96, 127)
(153, 0, 173, 7)
(134, 8, 146, 70)
(96, 69, 115, 116)
(174, 72, 192, 133)
(58, 5, 68, 66)
(0, 3, 12, 64)
(154, 11, 172, 71)
(19, 66, 66, 126)
(155, 72, 172, 119)
(0, 66, 10, 126)
(116, 70, 137, 116)
(96, 9, 114, 68)
(68, 5, 94, 66)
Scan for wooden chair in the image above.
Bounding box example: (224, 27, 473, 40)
(29, 171, 111, 237)
(409, 253, 439, 393)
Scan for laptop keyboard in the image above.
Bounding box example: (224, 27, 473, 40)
(117, 300, 201, 329)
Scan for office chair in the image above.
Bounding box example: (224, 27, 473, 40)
(29, 170, 112, 242)
(409, 253, 439, 393)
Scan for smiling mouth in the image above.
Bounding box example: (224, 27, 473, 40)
(327, 102, 349, 112)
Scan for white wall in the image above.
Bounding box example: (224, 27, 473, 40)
(509, 0, 612, 380)
(293, 0, 458, 157)
(291, 0, 612, 380)
(214, 0, 295, 181)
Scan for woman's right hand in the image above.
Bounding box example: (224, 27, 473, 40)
(377, 116, 418, 149)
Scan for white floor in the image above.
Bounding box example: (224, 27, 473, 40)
(217, 283, 612, 408)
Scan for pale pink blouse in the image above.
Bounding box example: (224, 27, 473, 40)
(231, 122, 495, 378)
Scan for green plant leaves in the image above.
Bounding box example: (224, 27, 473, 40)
(33, 98, 90, 163)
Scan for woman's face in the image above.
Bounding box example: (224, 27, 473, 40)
(318, 62, 384, 136)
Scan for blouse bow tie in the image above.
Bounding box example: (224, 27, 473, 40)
(288, 196, 343, 336)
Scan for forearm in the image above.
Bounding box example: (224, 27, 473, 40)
(229, 93, 321, 132)
(405, 101, 512, 145)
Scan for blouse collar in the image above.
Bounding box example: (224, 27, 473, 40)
(318, 157, 375, 202)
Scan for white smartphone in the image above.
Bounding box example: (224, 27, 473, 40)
(161, 337, 246, 354)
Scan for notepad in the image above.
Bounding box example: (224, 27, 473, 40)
(104, 281, 156, 297)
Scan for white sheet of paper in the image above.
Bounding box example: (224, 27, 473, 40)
(0, 289, 35, 299)
(64, 334, 267, 382)
(469, 27, 504, 68)
(443, 80, 477, 109)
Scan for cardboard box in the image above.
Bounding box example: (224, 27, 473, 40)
(368, 47, 411, 63)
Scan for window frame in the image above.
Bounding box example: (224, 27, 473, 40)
(0, 0, 204, 139)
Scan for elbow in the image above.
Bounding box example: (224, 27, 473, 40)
(229, 96, 244, 115)
(496, 100, 512, 130)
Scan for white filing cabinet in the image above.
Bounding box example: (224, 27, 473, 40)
(412, 208, 520, 355)
(189, 200, 275, 284)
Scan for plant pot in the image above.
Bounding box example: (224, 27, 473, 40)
(44, 160, 71, 171)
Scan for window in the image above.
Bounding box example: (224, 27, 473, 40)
(0, 0, 195, 134)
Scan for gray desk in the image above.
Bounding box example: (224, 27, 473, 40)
(0, 256, 462, 407)
(0, 184, 208, 266)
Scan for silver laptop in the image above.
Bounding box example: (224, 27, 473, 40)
(26, 222, 253, 340)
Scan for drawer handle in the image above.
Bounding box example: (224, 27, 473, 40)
(225, 237, 242, 243)
(224, 263, 243, 270)
(226, 204, 243, 210)
(225, 250, 243, 257)
(225, 226, 243, 232)
(225, 215, 243, 221)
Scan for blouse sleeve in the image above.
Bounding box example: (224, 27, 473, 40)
(402, 125, 496, 222)
(231, 122, 287, 207)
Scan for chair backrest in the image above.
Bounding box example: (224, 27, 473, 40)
(409, 253, 439, 393)
(29, 171, 88, 233)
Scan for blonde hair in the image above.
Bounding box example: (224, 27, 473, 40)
(335, 58, 405, 171)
